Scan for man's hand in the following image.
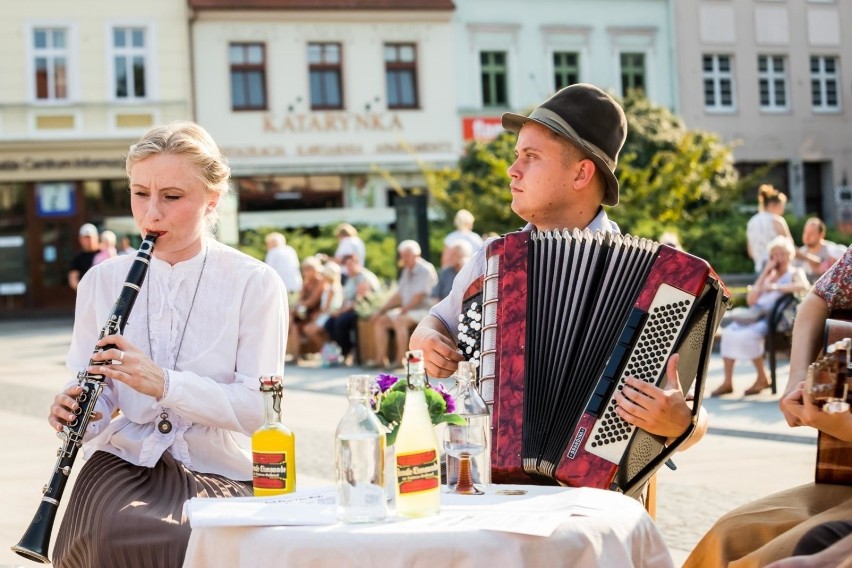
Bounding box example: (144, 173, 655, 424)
(409, 316, 464, 378)
(614, 354, 693, 439)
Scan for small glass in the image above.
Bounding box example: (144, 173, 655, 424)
(443, 424, 486, 495)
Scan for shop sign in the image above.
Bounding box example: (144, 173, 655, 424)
(462, 117, 504, 141)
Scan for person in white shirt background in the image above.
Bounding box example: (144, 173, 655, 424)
(47, 121, 288, 568)
(264, 231, 303, 293)
(746, 184, 795, 273)
(333, 223, 366, 281)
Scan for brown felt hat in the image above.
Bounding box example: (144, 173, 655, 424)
(502, 83, 627, 206)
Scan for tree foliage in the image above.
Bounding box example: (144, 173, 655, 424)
(425, 91, 760, 272)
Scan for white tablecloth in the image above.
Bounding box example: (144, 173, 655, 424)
(183, 485, 673, 568)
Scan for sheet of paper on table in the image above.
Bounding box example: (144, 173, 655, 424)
(184, 485, 630, 538)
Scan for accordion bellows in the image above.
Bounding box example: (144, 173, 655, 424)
(464, 229, 728, 497)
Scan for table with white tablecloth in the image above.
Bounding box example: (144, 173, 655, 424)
(183, 484, 673, 568)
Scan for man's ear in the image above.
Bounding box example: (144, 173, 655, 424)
(573, 158, 598, 190)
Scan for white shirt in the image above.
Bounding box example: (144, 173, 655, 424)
(265, 244, 302, 293)
(68, 239, 289, 480)
(335, 236, 366, 267)
(430, 209, 619, 342)
(444, 230, 484, 253)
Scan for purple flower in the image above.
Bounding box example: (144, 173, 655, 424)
(376, 373, 398, 392)
(431, 382, 455, 413)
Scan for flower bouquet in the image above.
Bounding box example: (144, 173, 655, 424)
(371, 373, 466, 445)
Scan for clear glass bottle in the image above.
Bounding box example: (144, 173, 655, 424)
(252, 376, 296, 496)
(335, 374, 388, 523)
(446, 361, 491, 487)
(394, 350, 441, 518)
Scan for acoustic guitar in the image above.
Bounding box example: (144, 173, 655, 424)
(812, 319, 852, 485)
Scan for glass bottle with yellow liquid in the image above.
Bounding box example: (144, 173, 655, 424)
(394, 350, 441, 517)
(252, 375, 296, 496)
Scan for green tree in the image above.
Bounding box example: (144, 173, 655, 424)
(425, 132, 521, 237)
(426, 91, 758, 273)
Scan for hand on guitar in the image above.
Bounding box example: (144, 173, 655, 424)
(615, 354, 706, 449)
(780, 382, 852, 443)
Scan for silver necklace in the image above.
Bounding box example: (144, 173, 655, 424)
(147, 246, 209, 434)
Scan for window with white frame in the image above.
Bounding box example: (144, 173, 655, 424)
(385, 43, 418, 109)
(229, 43, 267, 111)
(308, 42, 343, 110)
(112, 27, 148, 100)
(480, 51, 508, 107)
(553, 51, 579, 91)
(758, 55, 788, 111)
(620, 52, 646, 95)
(703, 54, 735, 111)
(33, 27, 69, 101)
(811, 55, 840, 111)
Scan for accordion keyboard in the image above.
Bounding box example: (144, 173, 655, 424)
(585, 283, 694, 464)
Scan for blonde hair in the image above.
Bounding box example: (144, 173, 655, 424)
(757, 184, 787, 211)
(265, 232, 286, 247)
(126, 121, 231, 229)
(766, 235, 795, 257)
(454, 209, 475, 231)
(335, 223, 358, 238)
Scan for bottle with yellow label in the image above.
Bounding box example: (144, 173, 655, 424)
(394, 350, 441, 517)
(252, 375, 296, 496)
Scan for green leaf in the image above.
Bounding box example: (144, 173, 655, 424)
(378, 391, 406, 425)
(434, 413, 467, 426)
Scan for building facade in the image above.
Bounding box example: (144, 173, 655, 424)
(674, 0, 852, 225)
(0, 0, 193, 314)
(189, 0, 458, 252)
(453, 0, 677, 143)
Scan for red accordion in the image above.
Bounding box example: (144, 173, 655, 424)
(459, 230, 728, 497)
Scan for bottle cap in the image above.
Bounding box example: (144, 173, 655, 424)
(259, 375, 284, 392)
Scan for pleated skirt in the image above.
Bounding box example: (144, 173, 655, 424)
(53, 450, 252, 568)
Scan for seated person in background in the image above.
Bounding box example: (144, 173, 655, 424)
(288, 256, 326, 362)
(444, 209, 483, 254)
(264, 232, 302, 293)
(433, 240, 472, 302)
(368, 239, 437, 368)
(324, 254, 380, 365)
(793, 217, 846, 281)
(713, 236, 809, 397)
(302, 262, 343, 350)
(684, 250, 852, 568)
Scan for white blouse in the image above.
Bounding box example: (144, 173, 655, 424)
(67, 239, 289, 480)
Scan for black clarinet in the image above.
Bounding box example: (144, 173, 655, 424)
(12, 234, 157, 564)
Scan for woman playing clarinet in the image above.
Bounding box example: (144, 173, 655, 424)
(47, 122, 288, 567)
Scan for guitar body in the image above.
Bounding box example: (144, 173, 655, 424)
(815, 319, 852, 485)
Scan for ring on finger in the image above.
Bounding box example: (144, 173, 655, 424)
(119, 350, 125, 361)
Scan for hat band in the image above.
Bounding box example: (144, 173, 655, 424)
(527, 107, 616, 171)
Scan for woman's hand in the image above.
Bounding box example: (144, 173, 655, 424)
(781, 382, 852, 441)
(87, 334, 166, 400)
(49, 384, 103, 432)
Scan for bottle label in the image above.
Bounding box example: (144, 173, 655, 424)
(253, 451, 288, 490)
(396, 449, 439, 494)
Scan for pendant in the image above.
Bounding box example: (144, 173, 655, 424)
(158, 412, 172, 434)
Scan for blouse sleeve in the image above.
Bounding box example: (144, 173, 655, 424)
(158, 264, 288, 436)
(813, 248, 852, 312)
